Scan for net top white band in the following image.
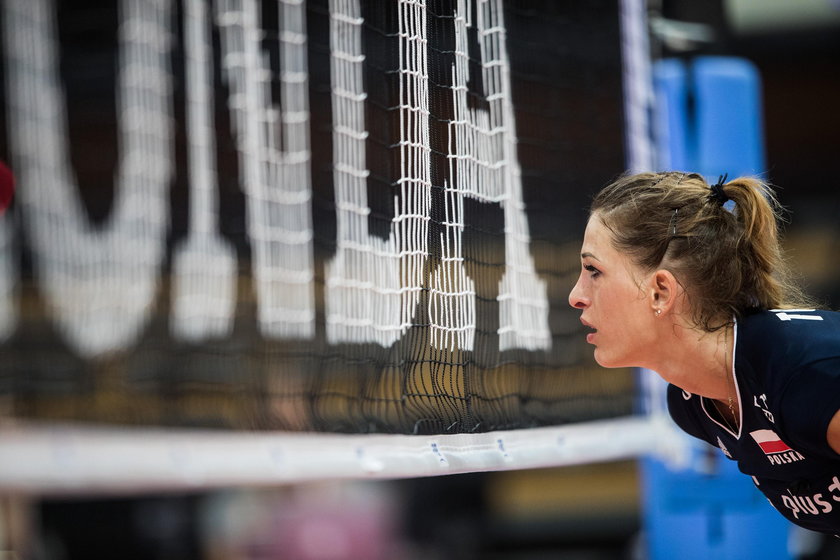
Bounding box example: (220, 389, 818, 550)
(0, 415, 686, 496)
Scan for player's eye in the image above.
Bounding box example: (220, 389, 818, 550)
(583, 264, 600, 278)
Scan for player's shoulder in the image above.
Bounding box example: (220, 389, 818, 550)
(736, 308, 840, 385)
(738, 308, 840, 339)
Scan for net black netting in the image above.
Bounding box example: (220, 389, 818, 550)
(0, 0, 633, 434)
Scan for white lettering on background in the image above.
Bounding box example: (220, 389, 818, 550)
(431, 0, 550, 351)
(3, 0, 173, 356)
(216, 0, 316, 339)
(2, 0, 551, 354)
(170, 0, 237, 342)
(324, 0, 431, 347)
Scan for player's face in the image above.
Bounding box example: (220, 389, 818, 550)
(568, 213, 656, 368)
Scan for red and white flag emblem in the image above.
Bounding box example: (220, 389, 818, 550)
(749, 429, 792, 455)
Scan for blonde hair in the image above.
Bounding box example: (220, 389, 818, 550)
(591, 171, 813, 331)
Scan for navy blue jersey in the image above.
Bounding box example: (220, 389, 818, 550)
(668, 309, 840, 534)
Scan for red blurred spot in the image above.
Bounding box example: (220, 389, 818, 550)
(0, 161, 13, 214)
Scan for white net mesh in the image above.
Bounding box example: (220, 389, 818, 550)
(0, 0, 677, 491)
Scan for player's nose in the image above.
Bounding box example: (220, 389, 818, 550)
(568, 277, 589, 310)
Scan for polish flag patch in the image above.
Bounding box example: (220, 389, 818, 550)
(750, 429, 792, 455)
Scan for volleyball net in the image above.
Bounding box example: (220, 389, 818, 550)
(0, 0, 684, 492)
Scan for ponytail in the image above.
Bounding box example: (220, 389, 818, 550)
(725, 177, 810, 309)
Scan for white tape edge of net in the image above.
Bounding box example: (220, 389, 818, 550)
(0, 414, 688, 495)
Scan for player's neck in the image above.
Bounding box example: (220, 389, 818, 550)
(653, 324, 735, 402)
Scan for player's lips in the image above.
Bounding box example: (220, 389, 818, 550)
(580, 318, 597, 343)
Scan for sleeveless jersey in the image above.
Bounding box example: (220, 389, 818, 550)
(667, 309, 840, 535)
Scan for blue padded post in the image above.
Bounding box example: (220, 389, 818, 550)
(642, 56, 791, 560)
(693, 57, 765, 179)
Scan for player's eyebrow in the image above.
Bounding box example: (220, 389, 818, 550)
(581, 252, 600, 261)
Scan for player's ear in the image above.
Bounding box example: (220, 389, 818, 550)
(649, 269, 680, 316)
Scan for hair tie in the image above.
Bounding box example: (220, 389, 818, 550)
(708, 173, 730, 206)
